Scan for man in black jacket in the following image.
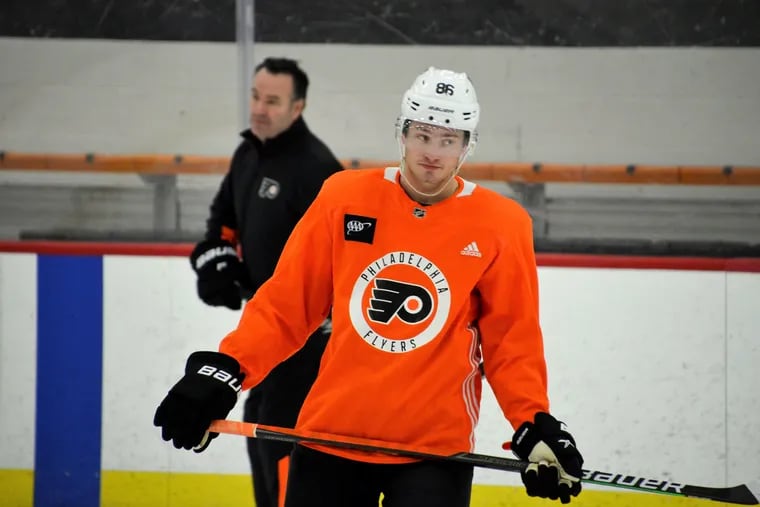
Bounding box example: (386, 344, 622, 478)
(189, 57, 343, 507)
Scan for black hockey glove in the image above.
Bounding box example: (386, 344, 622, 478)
(153, 351, 244, 452)
(505, 412, 583, 504)
(190, 239, 246, 310)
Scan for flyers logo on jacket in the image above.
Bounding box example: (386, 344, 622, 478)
(349, 251, 451, 353)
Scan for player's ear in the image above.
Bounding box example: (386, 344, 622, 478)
(292, 97, 305, 117)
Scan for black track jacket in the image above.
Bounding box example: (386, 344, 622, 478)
(205, 117, 343, 295)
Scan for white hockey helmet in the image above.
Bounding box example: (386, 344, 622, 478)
(397, 66, 480, 155)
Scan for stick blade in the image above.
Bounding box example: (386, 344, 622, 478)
(683, 484, 759, 505)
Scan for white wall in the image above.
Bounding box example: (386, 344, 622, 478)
(474, 267, 760, 488)
(0, 254, 36, 471)
(1, 37, 759, 165)
(101, 255, 250, 474)
(726, 272, 760, 481)
(1, 252, 759, 491)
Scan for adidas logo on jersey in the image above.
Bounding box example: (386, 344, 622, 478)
(460, 242, 482, 257)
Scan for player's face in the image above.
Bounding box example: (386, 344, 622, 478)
(249, 69, 304, 141)
(402, 122, 468, 192)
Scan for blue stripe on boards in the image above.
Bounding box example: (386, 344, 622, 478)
(35, 255, 103, 507)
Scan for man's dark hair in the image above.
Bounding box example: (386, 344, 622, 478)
(255, 57, 309, 101)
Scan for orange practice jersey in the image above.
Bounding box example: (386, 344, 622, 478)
(220, 167, 549, 464)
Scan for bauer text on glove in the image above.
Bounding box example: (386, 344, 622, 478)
(153, 351, 244, 452)
(190, 238, 246, 310)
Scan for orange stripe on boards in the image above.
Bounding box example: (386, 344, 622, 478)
(2, 151, 759, 185)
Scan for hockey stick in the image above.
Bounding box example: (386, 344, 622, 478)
(209, 419, 758, 505)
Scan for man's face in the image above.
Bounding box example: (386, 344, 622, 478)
(249, 69, 304, 141)
(401, 121, 468, 194)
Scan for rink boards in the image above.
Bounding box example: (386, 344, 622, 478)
(1, 244, 758, 507)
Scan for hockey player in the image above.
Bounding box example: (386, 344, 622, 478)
(155, 66, 584, 506)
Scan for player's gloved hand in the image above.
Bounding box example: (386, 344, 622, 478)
(190, 239, 246, 310)
(153, 351, 244, 452)
(504, 412, 583, 504)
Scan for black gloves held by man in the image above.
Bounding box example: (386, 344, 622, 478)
(153, 351, 244, 452)
(190, 238, 247, 310)
(506, 412, 584, 504)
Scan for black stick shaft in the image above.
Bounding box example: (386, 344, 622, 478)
(209, 420, 759, 505)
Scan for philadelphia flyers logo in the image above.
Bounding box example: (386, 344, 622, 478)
(349, 251, 450, 354)
(368, 279, 433, 324)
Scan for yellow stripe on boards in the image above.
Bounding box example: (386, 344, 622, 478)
(0, 469, 739, 507)
(101, 471, 254, 507)
(0, 469, 33, 507)
(102, 473, 735, 507)
(471, 484, 733, 507)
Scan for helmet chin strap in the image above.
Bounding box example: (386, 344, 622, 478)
(397, 143, 471, 202)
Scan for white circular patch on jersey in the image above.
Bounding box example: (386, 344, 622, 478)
(349, 251, 451, 354)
